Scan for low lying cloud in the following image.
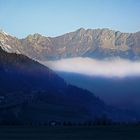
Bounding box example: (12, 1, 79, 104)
(41, 57, 140, 78)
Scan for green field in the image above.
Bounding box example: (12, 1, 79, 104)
(0, 125, 140, 140)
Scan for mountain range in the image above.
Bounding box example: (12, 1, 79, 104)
(0, 28, 140, 61)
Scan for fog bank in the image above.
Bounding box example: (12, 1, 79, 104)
(41, 58, 140, 78)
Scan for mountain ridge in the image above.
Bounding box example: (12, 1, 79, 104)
(0, 28, 140, 61)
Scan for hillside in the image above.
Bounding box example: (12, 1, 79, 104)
(0, 46, 138, 123)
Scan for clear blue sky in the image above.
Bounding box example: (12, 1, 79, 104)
(0, 0, 140, 38)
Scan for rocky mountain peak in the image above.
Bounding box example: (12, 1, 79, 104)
(76, 28, 86, 33)
(26, 33, 43, 42)
(0, 29, 9, 36)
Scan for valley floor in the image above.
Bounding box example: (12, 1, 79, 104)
(0, 125, 140, 140)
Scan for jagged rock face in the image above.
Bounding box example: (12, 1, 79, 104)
(20, 34, 55, 60)
(0, 31, 22, 54)
(0, 28, 140, 60)
(50, 28, 140, 60)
